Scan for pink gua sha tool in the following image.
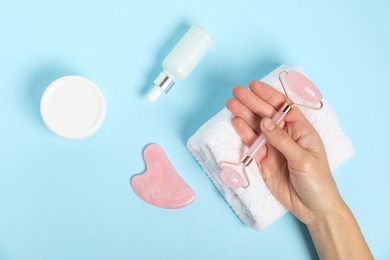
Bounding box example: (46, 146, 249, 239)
(131, 144, 196, 209)
(220, 71, 324, 189)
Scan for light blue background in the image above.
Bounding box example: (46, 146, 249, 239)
(0, 0, 389, 259)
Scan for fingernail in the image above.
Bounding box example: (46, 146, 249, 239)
(263, 118, 275, 131)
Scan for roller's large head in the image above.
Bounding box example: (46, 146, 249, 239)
(281, 71, 323, 109)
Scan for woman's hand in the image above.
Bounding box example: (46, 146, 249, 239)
(226, 80, 373, 259)
(226, 80, 341, 223)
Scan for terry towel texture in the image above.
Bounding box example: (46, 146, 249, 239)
(187, 65, 355, 231)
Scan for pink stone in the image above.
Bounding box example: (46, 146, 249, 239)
(131, 144, 195, 209)
(285, 71, 323, 104)
(220, 165, 244, 189)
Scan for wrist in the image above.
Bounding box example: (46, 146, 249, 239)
(307, 197, 348, 231)
(306, 198, 373, 260)
(306, 200, 350, 259)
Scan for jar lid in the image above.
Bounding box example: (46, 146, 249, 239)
(40, 76, 106, 140)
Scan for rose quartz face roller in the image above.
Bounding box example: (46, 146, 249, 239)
(219, 71, 324, 189)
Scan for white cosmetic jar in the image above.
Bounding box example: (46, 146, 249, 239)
(40, 76, 106, 140)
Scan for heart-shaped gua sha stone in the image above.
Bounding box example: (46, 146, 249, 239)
(131, 144, 195, 209)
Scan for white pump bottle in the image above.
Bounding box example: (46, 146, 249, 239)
(147, 25, 214, 103)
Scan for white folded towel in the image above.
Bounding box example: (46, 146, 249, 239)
(187, 65, 355, 231)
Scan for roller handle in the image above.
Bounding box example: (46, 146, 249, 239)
(246, 110, 287, 159)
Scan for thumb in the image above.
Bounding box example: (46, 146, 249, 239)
(260, 117, 305, 163)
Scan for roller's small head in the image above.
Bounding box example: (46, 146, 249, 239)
(220, 164, 245, 189)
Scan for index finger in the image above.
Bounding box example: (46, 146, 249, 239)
(249, 80, 286, 110)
